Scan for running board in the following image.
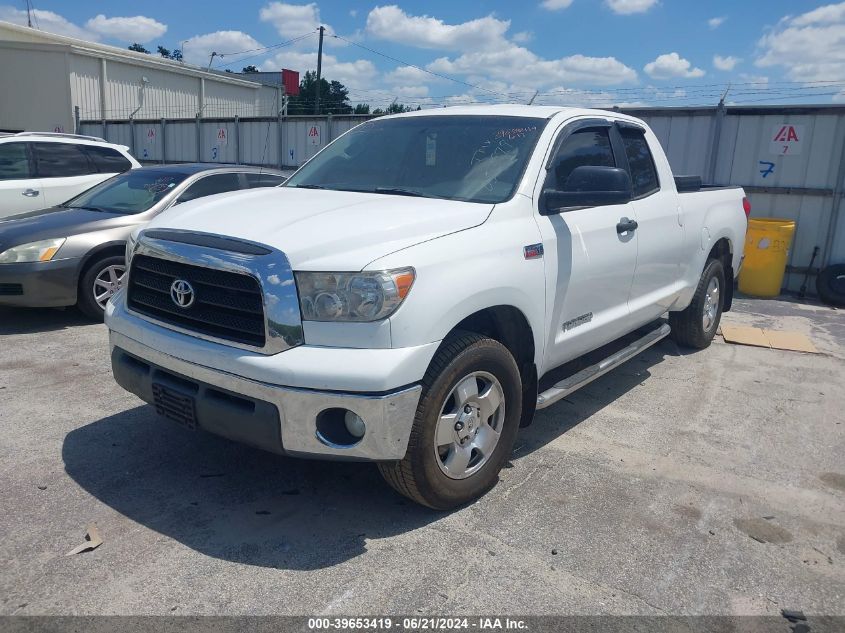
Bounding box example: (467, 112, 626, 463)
(536, 323, 671, 410)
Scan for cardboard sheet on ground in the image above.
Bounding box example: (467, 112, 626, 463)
(720, 325, 818, 353)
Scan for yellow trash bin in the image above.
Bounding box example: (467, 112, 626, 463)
(738, 218, 796, 298)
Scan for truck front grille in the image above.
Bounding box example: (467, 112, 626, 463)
(127, 254, 266, 348)
(0, 283, 23, 296)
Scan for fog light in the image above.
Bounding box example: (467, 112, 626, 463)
(344, 411, 366, 438)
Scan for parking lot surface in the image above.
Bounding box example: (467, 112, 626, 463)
(0, 297, 843, 616)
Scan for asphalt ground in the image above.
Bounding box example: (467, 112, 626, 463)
(0, 295, 843, 617)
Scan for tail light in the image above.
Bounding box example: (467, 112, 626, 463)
(742, 197, 751, 219)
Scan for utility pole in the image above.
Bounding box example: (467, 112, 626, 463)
(314, 26, 325, 115)
(26, 0, 32, 27)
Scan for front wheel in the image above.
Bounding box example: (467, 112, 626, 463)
(378, 332, 522, 509)
(669, 258, 725, 349)
(77, 255, 126, 321)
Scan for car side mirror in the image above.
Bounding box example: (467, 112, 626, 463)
(541, 165, 633, 214)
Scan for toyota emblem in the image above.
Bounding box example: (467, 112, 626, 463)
(170, 279, 195, 308)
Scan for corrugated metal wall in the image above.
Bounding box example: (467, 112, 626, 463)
(80, 115, 370, 166)
(626, 106, 845, 291)
(82, 105, 845, 293)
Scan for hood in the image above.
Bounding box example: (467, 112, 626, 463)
(146, 187, 493, 270)
(0, 207, 139, 253)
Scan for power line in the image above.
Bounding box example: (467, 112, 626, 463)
(328, 33, 514, 100)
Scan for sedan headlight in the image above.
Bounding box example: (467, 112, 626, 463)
(295, 268, 415, 322)
(0, 238, 66, 264)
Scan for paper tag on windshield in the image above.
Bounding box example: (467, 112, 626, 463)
(426, 133, 437, 166)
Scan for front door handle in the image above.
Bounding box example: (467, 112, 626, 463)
(616, 218, 638, 234)
(22, 189, 40, 197)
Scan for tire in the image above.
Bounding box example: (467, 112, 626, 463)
(669, 258, 725, 349)
(378, 332, 523, 509)
(77, 255, 127, 321)
(816, 264, 845, 307)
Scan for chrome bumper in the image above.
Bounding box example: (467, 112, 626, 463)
(109, 331, 422, 461)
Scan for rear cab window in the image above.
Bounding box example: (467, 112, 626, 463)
(32, 142, 96, 178)
(619, 127, 660, 198)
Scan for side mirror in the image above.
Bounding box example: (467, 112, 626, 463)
(541, 165, 633, 214)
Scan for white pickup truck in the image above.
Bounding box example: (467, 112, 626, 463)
(106, 105, 748, 509)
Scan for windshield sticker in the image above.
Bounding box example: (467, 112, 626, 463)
(145, 177, 178, 194)
(495, 126, 538, 140)
(426, 133, 437, 166)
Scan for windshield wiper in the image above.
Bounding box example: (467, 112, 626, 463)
(294, 184, 327, 190)
(62, 205, 112, 213)
(370, 187, 435, 198)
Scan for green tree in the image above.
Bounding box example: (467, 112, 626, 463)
(242, 65, 259, 73)
(170, 48, 183, 62)
(157, 45, 171, 58)
(287, 71, 353, 115)
(128, 43, 150, 54)
(353, 103, 370, 114)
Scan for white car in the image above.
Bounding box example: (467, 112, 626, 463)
(0, 132, 140, 220)
(106, 105, 748, 509)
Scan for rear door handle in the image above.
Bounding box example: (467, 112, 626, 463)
(616, 218, 638, 234)
(22, 189, 40, 197)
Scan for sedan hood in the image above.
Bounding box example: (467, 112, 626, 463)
(146, 187, 493, 270)
(0, 207, 138, 253)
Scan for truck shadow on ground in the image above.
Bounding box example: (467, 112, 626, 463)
(0, 306, 94, 334)
(61, 338, 678, 571)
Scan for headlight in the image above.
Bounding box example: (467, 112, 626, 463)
(0, 238, 66, 264)
(295, 268, 415, 322)
(125, 230, 140, 265)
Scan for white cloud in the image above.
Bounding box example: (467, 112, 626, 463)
(708, 16, 726, 29)
(605, 0, 658, 15)
(756, 2, 845, 81)
(540, 0, 574, 10)
(0, 5, 97, 40)
(713, 55, 741, 71)
(383, 65, 438, 85)
(365, 5, 510, 52)
(183, 31, 263, 66)
(85, 14, 167, 43)
(512, 30, 533, 43)
(259, 2, 326, 38)
(260, 50, 377, 87)
(644, 52, 705, 79)
(429, 46, 637, 87)
(349, 9, 358, 18)
(790, 2, 845, 27)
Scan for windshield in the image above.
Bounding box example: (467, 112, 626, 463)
(286, 115, 547, 204)
(63, 170, 190, 214)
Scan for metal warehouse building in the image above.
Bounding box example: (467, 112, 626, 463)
(0, 21, 280, 134)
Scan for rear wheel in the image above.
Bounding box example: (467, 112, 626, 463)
(378, 332, 522, 509)
(77, 255, 126, 321)
(669, 258, 725, 349)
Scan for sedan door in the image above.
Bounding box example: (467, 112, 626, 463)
(535, 121, 639, 370)
(0, 142, 46, 219)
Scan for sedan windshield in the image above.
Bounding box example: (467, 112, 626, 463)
(63, 170, 190, 214)
(286, 115, 547, 204)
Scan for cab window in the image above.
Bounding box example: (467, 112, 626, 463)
(547, 128, 615, 190)
(619, 128, 659, 198)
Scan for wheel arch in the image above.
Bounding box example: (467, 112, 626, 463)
(436, 305, 538, 428)
(707, 237, 734, 312)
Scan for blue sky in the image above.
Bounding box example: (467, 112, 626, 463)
(2, 1, 844, 107)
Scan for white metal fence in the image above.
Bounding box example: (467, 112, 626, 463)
(81, 104, 845, 293)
